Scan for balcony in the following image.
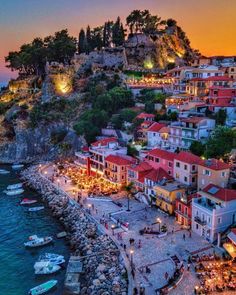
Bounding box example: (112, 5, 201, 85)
(193, 198, 216, 211)
(156, 195, 173, 205)
(175, 209, 190, 220)
(194, 216, 207, 226)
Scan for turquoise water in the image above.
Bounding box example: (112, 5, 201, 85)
(0, 165, 69, 295)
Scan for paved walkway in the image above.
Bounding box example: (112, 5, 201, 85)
(40, 164, 218, 295)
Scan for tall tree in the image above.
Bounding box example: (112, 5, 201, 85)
(112, 17, 125, 46)
(86, 25, 92, 53)
(78, 29, 86, 54)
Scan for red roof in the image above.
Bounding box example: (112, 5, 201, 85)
(180, 117, 208, 124)
(82, 146, 89, 152)
(200, 159, 230, 170)
(175, 151, 203, 165)
(147, 122, 166, 132)
(147, 148, 175, 162)
(136, 112, 155, 119)
(105, 154, 135, 166)
(129, 162, 152, 172)
(144, 168, 173, 182)
(202, 184, 236, 202)
(204, 76, 233, 82)
(91, 137, 117, 147)
(231, 228, 236, 236)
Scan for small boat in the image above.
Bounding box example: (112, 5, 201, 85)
(39, 253, 65, 265)
(4, 188, 24, 196)
(24, 235, 53, 248)
(12, 164, 24, 170)
(28, 280, 58, 295)
(28, 206, 45, 212)
(7, 183, 23, 190)
(20, 198, 37, 205)
(34, 261, 61, 275)
(56, 231, 67, 239)
(0, 169, 10, 175)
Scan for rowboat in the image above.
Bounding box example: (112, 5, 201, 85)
(28, 280, 57, 295)
(34, 261, 61, 275)
(0, 169, 10, 175)
(20, 198, 37, 205)
(12, 164, 24, 169)
(24, 235, 53, 248)
(7, 183, 23, 190)
(28, 206, 44, 212)
(4, 188, 24, 196)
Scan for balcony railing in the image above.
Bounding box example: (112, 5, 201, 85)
(194, 216, 207, 226)
(156, 195, 173, 205)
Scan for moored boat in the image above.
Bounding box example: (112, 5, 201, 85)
(20, 198, 37, 205)
(28, 206, 44, 212)
(28, 280, 58, 295)
(12, 164, 24, 170)
(7, 183, 23, 190)
(0, 169, 10, 175)
(34, 261, 61, 275)
(4, 188, 24, 196)
(24, 235, 53, 248)
(38, 253, 65, 265)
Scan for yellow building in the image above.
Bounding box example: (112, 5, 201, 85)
(155, 181, 186, 215)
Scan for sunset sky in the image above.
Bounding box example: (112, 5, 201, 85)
(0, 0, 236, 84)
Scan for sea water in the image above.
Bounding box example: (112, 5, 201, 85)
(0, 165, 69, 295)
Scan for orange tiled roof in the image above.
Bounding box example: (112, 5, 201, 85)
(147, 148, 175, 162)
(105, 154, 135, 166)
(147, 122, 167, 132)
(136, 112, 155, 119)
(91, 137, 117, 147)
(200, 159, 230, 170)
(202, 184, 236, 202)
(175, 151, 204, 165)
(144, 168, 173, 182)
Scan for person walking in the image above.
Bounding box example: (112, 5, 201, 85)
(183, 233, 186, 241)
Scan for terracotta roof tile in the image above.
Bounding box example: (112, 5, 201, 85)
(144, 168, 173, 182)
(175, 151, 204, 165)
(91, 137, 117, 147)
(200, 159, 230, 170)
(105, 155, 135, 166)
(202, 184, 236, 202)
(147, 122, 167, 132)
(147, 148, 175, 162)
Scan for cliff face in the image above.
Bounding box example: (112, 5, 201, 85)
(0, 123, 85, 163)
(125, 26, 197, 69)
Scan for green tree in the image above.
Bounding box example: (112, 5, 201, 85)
(215, 109, 227, 125)
(204, 126, 236, 159)
(122, 182, 135, 211)
(190, 141, 205, 157)
(78, 29, 86, 53)
(112, 17, 125, 46)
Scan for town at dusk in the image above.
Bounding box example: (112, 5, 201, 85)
(0, 0, 236, 294)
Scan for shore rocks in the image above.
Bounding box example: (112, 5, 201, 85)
(21, 166, 128, 295)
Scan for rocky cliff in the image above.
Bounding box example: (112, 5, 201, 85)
(125, 26, 197, 69)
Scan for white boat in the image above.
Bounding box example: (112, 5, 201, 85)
(28, 206, 44, 212)
(0, 169, 10, 175)
(34, 261, 61, 275)
(20, 198, 37, 205)
(4, 188, 24, 196)
(24, 235, 53, 248)
(39, 253, 65, 265)
(7, 183, 23, 190)
(12, 164, 24, 169)
(28, 280, 58, 295)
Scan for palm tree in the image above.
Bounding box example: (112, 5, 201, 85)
(122, 182, 135, 211)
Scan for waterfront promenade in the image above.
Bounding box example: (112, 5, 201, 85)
(40, 163, 220, 295)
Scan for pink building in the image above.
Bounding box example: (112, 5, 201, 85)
(144, 148, 175, 176)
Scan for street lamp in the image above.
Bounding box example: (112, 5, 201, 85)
(130, 249, 134, 266)
(157, 217, 162, 232)
(111, 224, 115, 235)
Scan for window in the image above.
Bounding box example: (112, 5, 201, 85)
(176, 162, 180, 168)
(178, 204, 182, 211)
(192, 177, 195, 183)
(168, 162, 172, 167)
(175, 173, 179, 179)
(153, 133, 156, 136)
(184, 208, 188, 215)
(217, 217, 221, 224)
(196, 223, 199, 230)
(184, 176, 188, 182)
(221, 172, 226, 177)
(155, 157, 160, 163)
(204, 169, 211, 176)
(208, 217, 211, 224)
(184, 164, 187, 170)
(192, 165, 196, 171)
(149, 156, 154, 161)
(168, 170, 171, 175)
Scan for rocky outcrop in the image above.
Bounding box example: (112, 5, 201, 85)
(125, 27, 197, 69)
(0, 124, 84, 163)
(21, 166, 128, 295)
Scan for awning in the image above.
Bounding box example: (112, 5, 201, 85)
(223, 242, 236, 258)
(227, 231, 236, 244)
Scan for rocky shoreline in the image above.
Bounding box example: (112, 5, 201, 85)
(21, 166, 128, 295)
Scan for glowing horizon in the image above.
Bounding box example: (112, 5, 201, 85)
(1, 0, 236, 83)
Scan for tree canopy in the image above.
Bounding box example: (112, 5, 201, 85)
(5, 29, 76, 76)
